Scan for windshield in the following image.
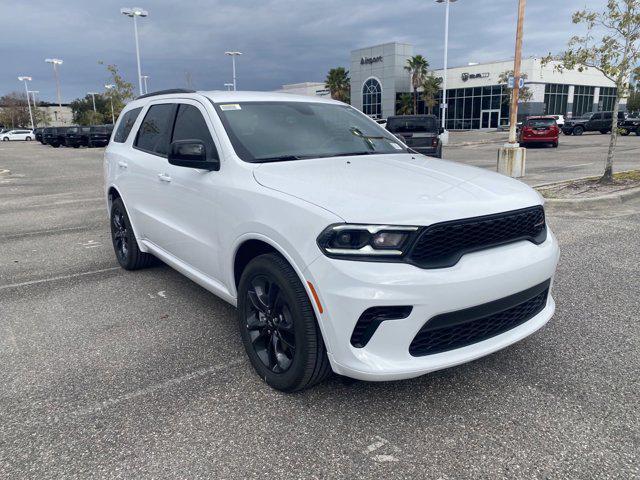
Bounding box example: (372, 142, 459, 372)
(214, 101, 408, 162)
(386, 116, 438, 133)
(91, 126, 108, 133)
(526, 118, 555, 127)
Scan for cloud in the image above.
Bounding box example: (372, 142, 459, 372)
(0, 0, 608, 102)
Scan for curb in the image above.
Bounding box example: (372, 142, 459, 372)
(542, 185, 640, 210)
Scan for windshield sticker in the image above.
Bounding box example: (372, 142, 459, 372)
(390, 143, 402, 150)
(220, 104, 241, 111)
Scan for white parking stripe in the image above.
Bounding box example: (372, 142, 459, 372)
(0, 267, 121, 291)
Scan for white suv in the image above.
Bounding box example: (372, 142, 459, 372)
(104, 89, 559, 392)
(2, 129, 33, 141)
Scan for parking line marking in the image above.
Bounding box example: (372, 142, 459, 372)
(0, 225, 104, 240)
(0, 267, 121, 291)
(565, 163, 593, 168)
(73, 358, 245, 417)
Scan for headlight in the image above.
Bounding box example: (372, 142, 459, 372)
(317, 224, 419, 258)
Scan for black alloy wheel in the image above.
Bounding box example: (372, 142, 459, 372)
(109, 198, 155, 270)
(573, 126, 584, 136)
(238, 253, 331, 392)
(245, 274, 296, 373)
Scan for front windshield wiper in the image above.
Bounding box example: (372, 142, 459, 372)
(349, 127, 386, 151)
(253, 155, 313, 163)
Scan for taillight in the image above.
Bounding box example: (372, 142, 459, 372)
(431, 137, 439, 147)
(523, 127, 533, 134)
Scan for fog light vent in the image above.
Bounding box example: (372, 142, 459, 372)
(350, 306, 413, 348)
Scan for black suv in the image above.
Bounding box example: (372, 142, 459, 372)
(34, 128, 44, 143)
(385, 115, 442, 158)
(562, 111, 626, 135)
(44, 127, 70, 147)
(64, 126, 91, 147)
(88, 124, 114, 147)
(620, 116, 640, 136)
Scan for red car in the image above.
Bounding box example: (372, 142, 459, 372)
(519, 116, 559, 148)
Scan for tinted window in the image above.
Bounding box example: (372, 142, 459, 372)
(525, 118, 555, 127)
(603, 112, 612, 119)
(386, 116, 438, 133)
(171, 104, 217, 159)
(591, 113, 602, 120)
(114, 107, 142, 143)
(134, 104, 175, 156)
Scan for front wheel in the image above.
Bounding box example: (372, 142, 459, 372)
(2, 137, 8, 141)
(573, 126, 584, 136)
(238, 253, 331, 392)
(110, 198, 155, 270)
(552, 141, 558, 148)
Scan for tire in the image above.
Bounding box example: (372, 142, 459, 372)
(620, 129, 630, 136)
(110, 198, 155, 270)
(600, 129, 609, 134)
(25, 136, 32, 141)
(573, 126, 584, 136)
(552, 141, 558, 148)
(238, 253, 331, 392)
(51, 143, 59, 148)
(2, 137, 8, 141)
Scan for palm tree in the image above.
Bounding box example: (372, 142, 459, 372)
(421, 74, 442, 115)
(396, 93, 413, 115)
(325, 67, 351, 103)
(405, 55, 429, 114)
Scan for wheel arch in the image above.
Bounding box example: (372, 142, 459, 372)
(106, 185, 148, 253)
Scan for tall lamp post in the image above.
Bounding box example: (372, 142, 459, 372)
(121, 7, 148, 95)
(18, 76, 35, 130)
(105, 84, 116, 123)
(497, 0, 527, 178)
(88, 92, 99, 112)
(45, 58, 63, 110)
(28, 90, 39, 127)
(141, 75, 149, 94)
(224, 51, 242, 91)
(436, 0, 456, 146)
(224, 83, 234, 91)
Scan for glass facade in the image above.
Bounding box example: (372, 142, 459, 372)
(544, 84, 569, 115)
(598, 87, 617, 111)
(362, 78, 382, 119)
(395, 85, 509, 129)
(572, 85, 595, 117)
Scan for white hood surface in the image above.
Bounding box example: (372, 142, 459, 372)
(253, 154, 543, 225)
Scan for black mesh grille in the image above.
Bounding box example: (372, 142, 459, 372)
(406, 206, 546, 269)
(409, 280, 550, 357)
(351, 306, 413, 348)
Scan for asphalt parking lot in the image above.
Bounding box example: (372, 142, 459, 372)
(1, 140, 638, 479)
(446, 130, 640, 186)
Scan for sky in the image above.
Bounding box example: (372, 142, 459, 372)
(0, 0, 608, 103)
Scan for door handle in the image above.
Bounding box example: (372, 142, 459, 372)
(117, 161, 128, 168)
(157, 173, 172, 183)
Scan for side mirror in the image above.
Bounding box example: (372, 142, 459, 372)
(168, 139, 220, 171)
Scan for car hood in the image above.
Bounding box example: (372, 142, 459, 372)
(253, 154, 543, 224)
(565, 119, 587, 124)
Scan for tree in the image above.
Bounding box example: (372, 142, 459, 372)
(100, 62, 135, 120)
(0, 92, 32, 128)
(498, 70, 533, 113)
(325, 67, 350, 103)
(70, 94, 109, 125)
(544, 0, 640, 183)
(405, 55, 429, 115)
(421, 74, 442, 115)
(396, 93, 413, 115)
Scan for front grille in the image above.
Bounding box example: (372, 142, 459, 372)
(351, 306, 413, 348)
(409, 280, 550, 356)
(406, 206, 546, 269)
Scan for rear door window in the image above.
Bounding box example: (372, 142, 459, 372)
(171, 104, 217, 159)
(114, 107, 143, 143)
(134, 104, 176, 156)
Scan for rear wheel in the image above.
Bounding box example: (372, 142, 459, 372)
(2, 137, 8, 141)
(25, 136, 32, 141)
(238, 253, 331, 392)
(573, 126, 584, 136)
(552, 141, 558, 148)
(110, 198, 155, 270)
(620, 128, 630, 136)
(600, 129, 609, 134)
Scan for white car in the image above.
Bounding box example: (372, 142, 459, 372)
(1, 129, 33, 141)
(551, 115, 565, 128)
(104, 90, 559, 392)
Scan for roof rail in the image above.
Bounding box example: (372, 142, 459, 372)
(135, 88, 196, 100)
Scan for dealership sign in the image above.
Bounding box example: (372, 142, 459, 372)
(361, 55, 383, 65)
(461, 72, 490, 81)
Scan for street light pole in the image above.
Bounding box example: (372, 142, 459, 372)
(497, 0, 527, 178)
(45, 58, 63, 110)
(436, 0, 456, 146)
(29, 90, 39, 127)
(121, 7, 149, 96)
(141, 75, 149, 94)
(105, 84, 116, 123)
(508, 0, 526, 145)
(225, 51, 243, 91)
(88, 92, 98, 112)
(18, 76, 35, 130)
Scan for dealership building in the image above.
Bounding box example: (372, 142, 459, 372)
(350, 42, 625, 129)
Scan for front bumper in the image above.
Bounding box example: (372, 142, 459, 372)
(304, 229, 560, 381)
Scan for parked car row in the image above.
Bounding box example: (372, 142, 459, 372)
(36, 125, 114, 148)
(0, 128, 34, 141)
